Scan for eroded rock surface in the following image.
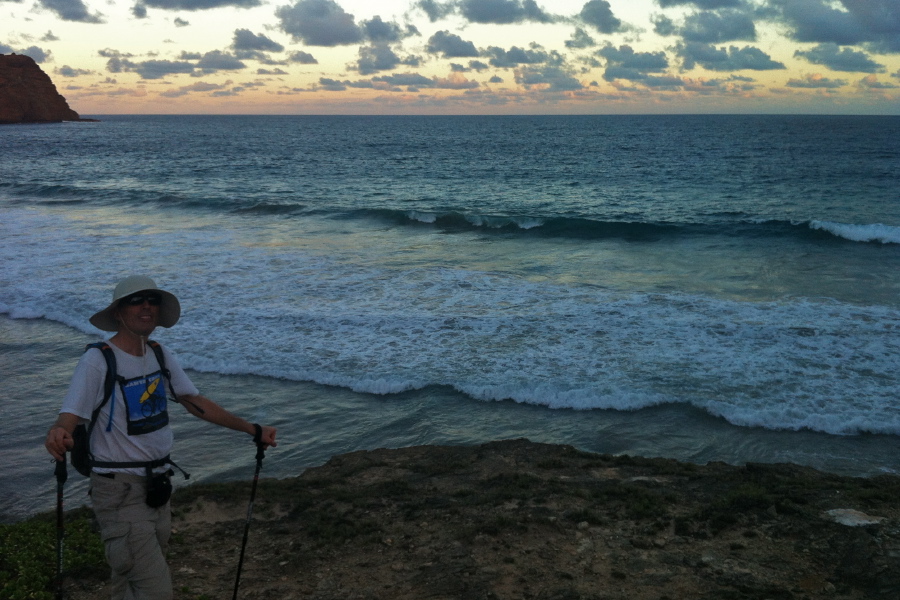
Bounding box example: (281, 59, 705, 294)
(0, 54, 82, 124)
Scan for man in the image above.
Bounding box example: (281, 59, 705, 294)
(45, 275, 277, 600)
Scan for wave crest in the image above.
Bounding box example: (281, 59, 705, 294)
(809, 220, 900, 244)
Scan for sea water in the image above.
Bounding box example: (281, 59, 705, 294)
(1, 115, 899, 522)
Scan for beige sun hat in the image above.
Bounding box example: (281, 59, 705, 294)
(89, 275, 181, 332)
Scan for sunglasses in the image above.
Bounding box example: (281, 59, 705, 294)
(120, 293, 162, 306)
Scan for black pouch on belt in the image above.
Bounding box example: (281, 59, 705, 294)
(145, 467, 173, 508)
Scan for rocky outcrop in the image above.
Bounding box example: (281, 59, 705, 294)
(39, 439, 900, 600)
(0, 53, 83, 124)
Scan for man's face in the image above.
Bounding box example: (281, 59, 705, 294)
(115, 292, 161, 336)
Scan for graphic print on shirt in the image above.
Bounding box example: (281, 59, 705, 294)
(120, 371, 169, 435)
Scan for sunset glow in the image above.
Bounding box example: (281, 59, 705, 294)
(3, 0, 899, 114)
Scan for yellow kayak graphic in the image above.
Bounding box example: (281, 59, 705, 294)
(139, 377, 161, 404)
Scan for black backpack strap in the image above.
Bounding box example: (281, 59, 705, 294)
(84, 342, 119, 434)
(147, 340, 175, 401)
(92, 454, 190, 479)
(149, 340, 205, 415)
(69, 342, 118, 476)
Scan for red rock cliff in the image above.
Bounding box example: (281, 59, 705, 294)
(0, 54, 82, 124)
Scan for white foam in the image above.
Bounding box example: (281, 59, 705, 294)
(810, 220, 900, 244)
(406, 210, 437, 224)
(2, 204, 899, 437)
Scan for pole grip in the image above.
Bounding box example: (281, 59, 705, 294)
(252, 424, 266, 461)
(55, 458, 68, 485)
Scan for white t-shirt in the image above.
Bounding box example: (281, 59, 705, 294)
(60, 339, 200, 475)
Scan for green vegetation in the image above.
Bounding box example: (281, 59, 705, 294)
(0, 508, 105, 600)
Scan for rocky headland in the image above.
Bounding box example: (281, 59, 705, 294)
(0, 53, 89, 124)
(55, 439, 900, 600)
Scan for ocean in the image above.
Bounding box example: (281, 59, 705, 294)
(1, 114, 899, 522)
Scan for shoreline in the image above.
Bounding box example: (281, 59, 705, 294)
(36, 439, 900, 599)
(3, 314, 900, 526)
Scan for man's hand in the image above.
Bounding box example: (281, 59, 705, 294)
(45, 413, 80, 461)
(45, 426, 74, 461)
(256, 425, 277, 450)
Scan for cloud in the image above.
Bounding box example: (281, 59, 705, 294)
(137, 0, 261, 11)
(75, 85, 148, 98)
(598, 44, 669, 82)
(652, 14, 678, 36)
(41, 31, 60, 41)
(658, 0, 745, 7)
(682, 74, 758, 94)
(1, 45, 52, 62)
(427, 31, 479, 58)
(103, 51, 200, 79)
(786, 73, 847, 88)
(432, 72, 479, 89)
(372, 72, 434, 88)
(484, 44, 549, 68)
(678, 42, 786, 71)
(174, 17, 189, 26)
(458, 0, 553, 24)
(413, 0, 455, 22)
(680, 9, 756, 43)
(276, 0, 363, 46)
(355, 44, 402, 75)
(858, 74, 898, 89)
(641, 74, 686, 89)
(159, 80, 233, 97)
(515, 64, 584, 91)
(39, 0, 103, 23)
(57, 65, 93, 76)
(288, 50, 318, 64)
(579, 0, 624, 34)
(196, 50, 246, 72)
(233, 29, 284, 53)
(98, 48, 132, 59)
(126, 59, 196, 79)
(318, 77, 347, 91)
(772, 0, 900, 52)
(565, 28, 596, 49)
(362, 16, 415, 43)
(794, 43, 884, 73)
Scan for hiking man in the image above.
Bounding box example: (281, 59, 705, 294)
(44, 275, 277, 600)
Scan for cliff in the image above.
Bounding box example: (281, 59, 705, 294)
(0, 54, 83, 124)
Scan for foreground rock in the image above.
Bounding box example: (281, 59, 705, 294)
(63, 439, 900, 599)
(0, 54, 86, 124)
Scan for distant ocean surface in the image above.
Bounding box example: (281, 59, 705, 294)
(2, 114, 899, 522)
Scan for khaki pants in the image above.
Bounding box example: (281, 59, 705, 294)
(90, 472, 172, 600)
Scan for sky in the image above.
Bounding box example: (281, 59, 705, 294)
(3, 0, 900, 115)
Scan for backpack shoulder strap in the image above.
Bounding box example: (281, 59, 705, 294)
(147, 339, 175, 398)
(147, 339, 166, 370)
(84, 341, 118, 433)
(146, 340, 205, 414)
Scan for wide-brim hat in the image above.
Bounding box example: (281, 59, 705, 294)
(89, 275, 181, 332)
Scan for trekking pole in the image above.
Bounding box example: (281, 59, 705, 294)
(54, 456, 68, 600)
(232, 425, 265, 600)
